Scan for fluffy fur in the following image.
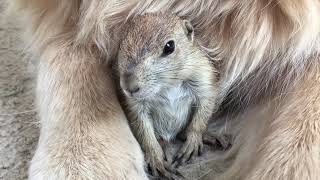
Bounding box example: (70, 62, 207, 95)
(10, 0, 320, 179)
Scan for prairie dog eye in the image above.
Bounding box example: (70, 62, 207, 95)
(162, 40, 175, 56)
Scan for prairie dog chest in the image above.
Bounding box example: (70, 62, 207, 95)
(148, 85, 195, 141)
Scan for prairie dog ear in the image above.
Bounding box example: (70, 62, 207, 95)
(182, 20, 194, 42)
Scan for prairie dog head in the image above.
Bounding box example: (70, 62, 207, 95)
(118, 13, 199, 99)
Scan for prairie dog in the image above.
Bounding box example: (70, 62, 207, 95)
(116, 13, 219, 178)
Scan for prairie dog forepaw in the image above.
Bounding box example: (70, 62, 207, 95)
(173, 134, 203, 166)
(146, 151, 184, 180)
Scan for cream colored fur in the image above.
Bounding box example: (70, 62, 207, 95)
(10, 0, 320, 180)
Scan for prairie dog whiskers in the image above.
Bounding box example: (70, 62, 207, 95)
(116, 13, 224, 179)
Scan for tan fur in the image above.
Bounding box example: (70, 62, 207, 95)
(10, 0, 320, 179)
(30, 42, 148, 180)
(10, 1, 148, 179)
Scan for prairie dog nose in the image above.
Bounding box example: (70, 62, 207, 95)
(123, 72, 140, 95)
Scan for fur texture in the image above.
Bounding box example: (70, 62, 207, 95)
(10, 0, 320, 179)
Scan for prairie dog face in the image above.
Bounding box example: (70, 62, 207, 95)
(118, 14, 196, 99)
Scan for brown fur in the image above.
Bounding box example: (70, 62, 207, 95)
(10, 0, 320, 179)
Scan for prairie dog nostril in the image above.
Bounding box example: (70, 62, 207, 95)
(128, 86, 140, 94)
(121, 73, 140, 96)
(124, 86, 140, 96)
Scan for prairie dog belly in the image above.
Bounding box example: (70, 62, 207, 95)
(150, 85, 194, 141)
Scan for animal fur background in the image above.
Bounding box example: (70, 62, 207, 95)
(0, 1, 38, 179)
(2, 0, 320, 179)
(0, 1, 224, 179)
(0, 7, 224, 177)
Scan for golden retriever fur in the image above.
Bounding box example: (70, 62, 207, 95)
(10, 0, 320, 179)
